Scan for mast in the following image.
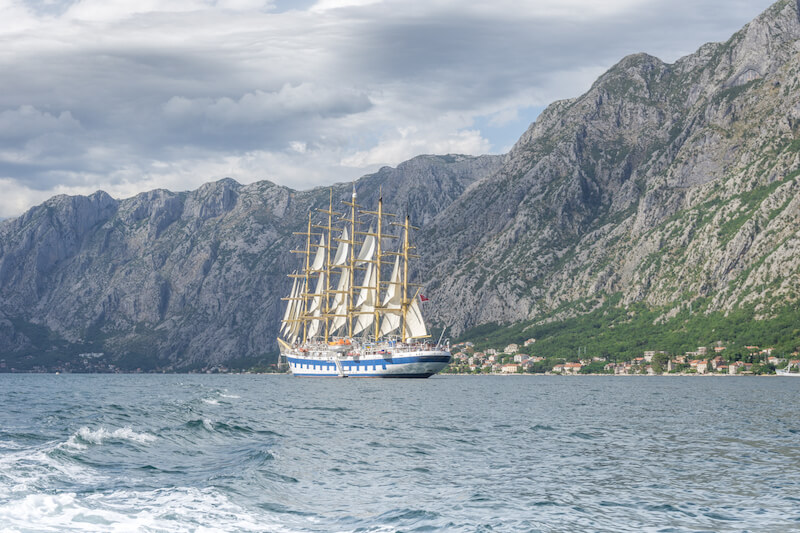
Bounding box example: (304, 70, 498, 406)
(328, 230, 350, 336)
(374, 195, 383, 340)
(341, 184, 359, 338)
(357, 191, 397, 340)
(313, 188, 340, 343)
(401, 215, 411, 342)
(379, 256, 402, 337)
(389, 215, 419, 342)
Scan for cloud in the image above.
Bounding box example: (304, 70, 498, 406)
(0, 0, 779, 218)
(0, 105, 82, 141)
(0, 0, 37, 31)
(61, 0, 276, 22)
(341, 126, 490, 168)
(163, 83, 372, 125)
(309, 0, 381, 12)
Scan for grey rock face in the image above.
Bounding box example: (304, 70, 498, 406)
(418, 0, 800, 333)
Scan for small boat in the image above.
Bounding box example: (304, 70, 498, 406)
(277, 187, 451, 378)
(776, 366, 800, 376)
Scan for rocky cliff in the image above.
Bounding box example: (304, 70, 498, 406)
(420, 0, 800, 332)
(2, 0, 800, 369)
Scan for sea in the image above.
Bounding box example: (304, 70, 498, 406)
(1, 374, 798, 533)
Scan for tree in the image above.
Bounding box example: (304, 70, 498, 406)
(579, 361, 607, 374)
(651, 353, 670, 374)
(752, 363, 775, 375)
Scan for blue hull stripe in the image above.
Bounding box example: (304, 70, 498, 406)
(285, 352, 450, 378)
(286, 355, 450, 366)
(292, 373, 435, 378)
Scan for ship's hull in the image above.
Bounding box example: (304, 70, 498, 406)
(284, 349, 451, 378)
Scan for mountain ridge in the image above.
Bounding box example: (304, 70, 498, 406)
(0, 154, 502, 369)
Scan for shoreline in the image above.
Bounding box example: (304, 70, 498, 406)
(441, 372, 791, 377)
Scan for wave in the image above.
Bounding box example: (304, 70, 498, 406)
(63, 427, 156, 449)
(0, 447, 99, 500)
(0, 487, 298, 533)
(0, 440, 27, 451)
(183, 419, 277, 437)
(184, 418, 215, 431)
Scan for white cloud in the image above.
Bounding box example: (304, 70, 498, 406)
(0, 105, 81, 140)
(0, 0, 37, 31)
(341, 125, 490, 168)
(59, 0, 276, 23)
(310, 0, 381, 12)
(0, 178, 53, 218)
(487, 108, 520, 128)
(289, 141, 307, 153)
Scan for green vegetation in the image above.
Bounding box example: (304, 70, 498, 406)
(785, 138, 800, 153)
(716, 173, 797, 244)
(455, 295, 800, 363)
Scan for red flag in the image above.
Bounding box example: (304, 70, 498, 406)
(419, 294, 429, 302)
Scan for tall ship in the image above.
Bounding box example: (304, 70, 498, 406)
(276, 187, 451, 377)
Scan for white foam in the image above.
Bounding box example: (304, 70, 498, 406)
(65, 427, 157, 448)
(219, 394, 240, 399)
(0, 487, 303, 533)
(202, 419, 214, 431)
(202, 398, 219, 405)
(0, 447, 100, 499)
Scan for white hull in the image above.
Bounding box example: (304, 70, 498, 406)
(776, 369, 800, 376)
(283, 345, 450, 378)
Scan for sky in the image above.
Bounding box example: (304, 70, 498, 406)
(0, 0, 779, 218)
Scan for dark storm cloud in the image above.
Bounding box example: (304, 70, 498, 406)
(160, 84, 373, 149)
(330, 0, 776, 111)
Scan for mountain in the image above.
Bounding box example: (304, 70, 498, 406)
(2, 0, 800, 370)
(0, 155, 502, 370)
(420, 0, 800, 335)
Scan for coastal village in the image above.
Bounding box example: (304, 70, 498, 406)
(445, 339, 800, 376)
(5, 339, 800, 376)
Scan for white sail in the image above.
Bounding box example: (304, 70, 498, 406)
(332, 227, 349, 266)
(281, 274, 298, 337)
(310, 235, 326, 272)
(304, 233, 328, 339)
(329, 267, 350, 334)
(356, 228, 375, 265)
(328, 227, 352, 335)
(380, 256, 402, 336)
(352, 262, 376, 336)
(306, 271, 325, 339)
(404, 295, 428, 341)
(287, 276, 302, 343)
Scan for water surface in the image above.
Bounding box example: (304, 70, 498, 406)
(1, 374, 798, 532)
